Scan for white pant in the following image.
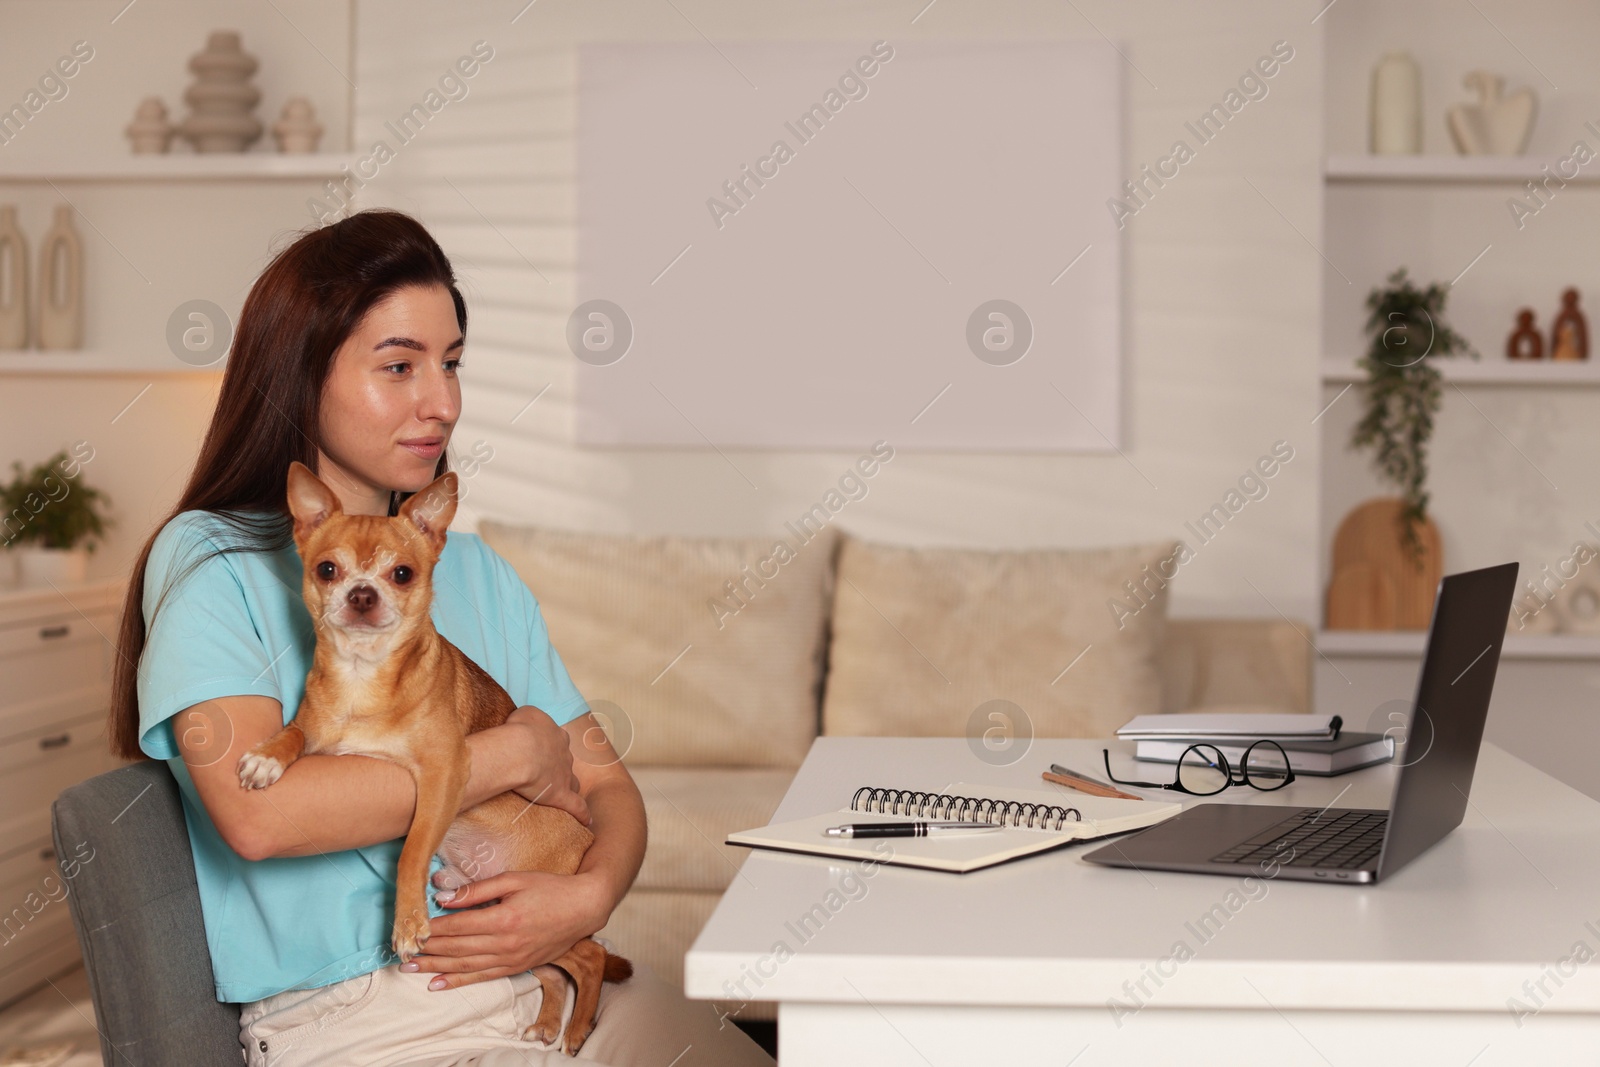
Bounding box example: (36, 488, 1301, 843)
(237, 958, 773, 1067)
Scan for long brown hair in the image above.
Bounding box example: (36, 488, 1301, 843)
(108, 209, 467, 761)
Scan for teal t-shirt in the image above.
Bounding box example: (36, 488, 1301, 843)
(135, 509, 590, 1004)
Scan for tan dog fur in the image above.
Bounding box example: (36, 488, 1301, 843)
(236, 461, 630, 1054)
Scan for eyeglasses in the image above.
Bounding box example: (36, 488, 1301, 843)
(1101, 741, 1296, 797)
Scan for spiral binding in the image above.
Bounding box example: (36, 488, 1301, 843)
(849, 786, 1081, 831)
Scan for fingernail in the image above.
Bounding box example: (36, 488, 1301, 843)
(400, 961, 419, 972)
(429, 977, 447, 991)
(436, 890, 455, 904)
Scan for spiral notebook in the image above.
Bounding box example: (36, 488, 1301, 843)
(726, 782, 1183, 873)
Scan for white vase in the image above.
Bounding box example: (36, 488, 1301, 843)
(1446, 70, 1537, 156)
(1371, 51, 1422, 155)
(126, 96, 177, 154)
(0, 205, 28, 349)
(271, 96, 324, 153)
(35, 204, 83, 350)
(179, 31, 263, 153)
(14, 545, 89, 588)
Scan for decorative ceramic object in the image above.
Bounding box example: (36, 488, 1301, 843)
(35, 205, 83, 350)
(125, 96, 176, 154)
(1446, 71, 1536, 155)
(271, 96, 323, 153)
(178, 31, 263, 153)
(1507, 308, 1543, 360)
(14, 545, 88, 588)
(1370, 51, 1422, 154)
(1326, 498, 1442, 631)
(1550, 288, 1588, 361)
(0, 205, 28, 350)
(1508, 587, 1561, 634)
(1555, 565, 1600, 635)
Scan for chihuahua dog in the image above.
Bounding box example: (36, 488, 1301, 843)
(235, 461, 630, 1054)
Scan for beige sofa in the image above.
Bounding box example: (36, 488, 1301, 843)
(478, 521, 1312, 1019)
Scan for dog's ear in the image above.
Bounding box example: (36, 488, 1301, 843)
(398, 471, 458, 554)
(286, 461, 341, 541)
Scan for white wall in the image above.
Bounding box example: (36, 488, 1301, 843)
(0, 0, 1326, 637)
(352, 0, 1325, 625)
(0, 0, 353, 580)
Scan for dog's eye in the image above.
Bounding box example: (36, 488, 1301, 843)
(316, 561, 337, 581)
(393, 565, 413, 585)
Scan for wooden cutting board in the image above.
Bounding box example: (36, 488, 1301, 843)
(1328, 498, 1442, 630)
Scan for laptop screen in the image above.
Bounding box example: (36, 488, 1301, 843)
(1376, 561, 1519, 878)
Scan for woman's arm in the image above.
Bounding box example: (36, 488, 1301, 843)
(175, 695, 588, 860)
(406, 710, 647, 989)
(561, 711, 646, 916)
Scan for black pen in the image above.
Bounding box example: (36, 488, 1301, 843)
(824, 821, 1003, 838)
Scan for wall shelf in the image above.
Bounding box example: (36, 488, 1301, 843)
(0, 153, 359, 182)
(1325, 154, 1594, 183)
(0, 351, 225, 375)
(1318, 629, 1600, 660)
(1322, 357, 1600, 385)
(0, 152, 351, 375)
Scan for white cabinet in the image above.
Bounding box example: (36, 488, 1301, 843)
(0, 577, 125, 1009)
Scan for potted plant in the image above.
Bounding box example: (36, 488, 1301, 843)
(1350, 268, 1478, 564)
(0, 448, 113, 588)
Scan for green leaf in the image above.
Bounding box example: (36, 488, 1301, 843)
(0, 448, 114, 552)
(1349, 268, 1477, 567)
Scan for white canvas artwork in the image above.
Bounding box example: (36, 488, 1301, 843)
(574, 40, 1123, 451)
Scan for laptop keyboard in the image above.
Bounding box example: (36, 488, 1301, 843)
(1210, 809, 1387, 870)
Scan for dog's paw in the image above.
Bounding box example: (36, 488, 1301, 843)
(524, 1019, 563, 1048)
(237, 749, 285, 790)
(392, 910, 430, 963)
(527, 966, 569, 1048)
(562, 1018, 596, 1057)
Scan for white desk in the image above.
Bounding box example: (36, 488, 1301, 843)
(685, 737, 1600, 1066)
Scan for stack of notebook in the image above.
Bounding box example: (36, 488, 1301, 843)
(1116, 713, 1394, 776)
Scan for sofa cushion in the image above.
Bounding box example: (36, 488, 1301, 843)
(478, 521, 837, 767)
(821, 534, 1179, 739)
(630, 766, 795, 892)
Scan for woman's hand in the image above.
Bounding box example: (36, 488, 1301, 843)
(400, 870, 610, 990)
(501, 705, 591, 826)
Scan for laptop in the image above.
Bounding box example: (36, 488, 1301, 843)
(1082, 561, 1520, 884)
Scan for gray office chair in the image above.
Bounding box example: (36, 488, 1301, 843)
(53, 760, 245, 1066)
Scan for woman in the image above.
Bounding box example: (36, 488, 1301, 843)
(107, 209, 774, 1067)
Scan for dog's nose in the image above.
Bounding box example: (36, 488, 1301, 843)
(347, 584, 379, 614)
